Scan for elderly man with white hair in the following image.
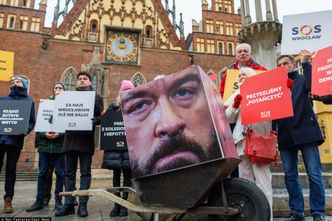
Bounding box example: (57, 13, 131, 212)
(219, 43, 267, 97)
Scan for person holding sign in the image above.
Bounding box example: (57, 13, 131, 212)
(219, 43, 267, 98)
(274, 52, 325, 221)
(220, 43, 267, 178)
(225, 67, 273, 220)
(102, 82, 133, 217)
(55, 72, 103, 218)
(0, 76, 35, 213)
(26, 82, 66, 212)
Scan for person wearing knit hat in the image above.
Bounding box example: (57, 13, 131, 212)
(0, 75, 36, 213)
(120, 80, 134, 91)
(10, 76, 29, 89)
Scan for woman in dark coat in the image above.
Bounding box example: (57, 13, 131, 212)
(102, 100, 132, 217)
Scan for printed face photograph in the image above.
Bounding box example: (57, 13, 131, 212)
(120, 66, 236, 178)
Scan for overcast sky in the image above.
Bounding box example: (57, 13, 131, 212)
(39, 0, 331, 37)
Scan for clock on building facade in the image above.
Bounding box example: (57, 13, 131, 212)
(105, 29, 139, 65)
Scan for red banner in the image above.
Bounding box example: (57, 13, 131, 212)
(312, 45, 332, 96)
(241, 66, 294, 124)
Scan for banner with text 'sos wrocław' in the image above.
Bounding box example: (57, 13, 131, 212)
(281, 10, 332, 55)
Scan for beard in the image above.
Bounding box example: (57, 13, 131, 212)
(132, 131, 221, 177)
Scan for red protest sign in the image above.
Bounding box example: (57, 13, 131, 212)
(312, 45, 332, 96)
(240, 66, 293, 124)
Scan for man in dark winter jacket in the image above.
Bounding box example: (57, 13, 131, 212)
(274, 51, 325, 221)
(55, 72, 103, 218)
(0, 76, 36, 213)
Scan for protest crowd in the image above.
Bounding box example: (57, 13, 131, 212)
(1, 33, 332, 221)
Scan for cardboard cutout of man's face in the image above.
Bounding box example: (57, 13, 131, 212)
(120, 65, 237, 178)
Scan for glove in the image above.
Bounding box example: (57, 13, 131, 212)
(91, 116, 101, 125)
(287, 78, 294, 89)
(233, 94, 242, 109)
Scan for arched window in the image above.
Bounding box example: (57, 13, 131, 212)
(8, 16, 15, 29)
(218, 42, 224, 55)
(89, 72, 105, 95)
(228, 43, 234, 55)
(145, 25, 153, 38)
(99, 75, 105, 95)
(92, 74, 97, 91)
(131, 73, 146, 86)
(90, 20, 98, 32)
(62, 68, 77, 91)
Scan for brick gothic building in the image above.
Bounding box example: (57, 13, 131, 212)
(0, 0, 239, 169)
(186, 0, 241, 80)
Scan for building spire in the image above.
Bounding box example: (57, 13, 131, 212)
(165, 0, 169, 15)
(172, 0, 176, 29)
(53, 0, 60, 26)
(178, 13, 184, 38)
(163, 0, 184, 38)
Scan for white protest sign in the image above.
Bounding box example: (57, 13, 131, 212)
(281, 10, 332, 55)
(52, 91, 95, 131)
(35, 99, 58, 132)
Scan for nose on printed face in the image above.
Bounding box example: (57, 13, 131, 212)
(155, 98, 185, 138)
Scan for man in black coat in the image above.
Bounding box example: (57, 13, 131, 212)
(274, 51, 325, 221)
(55, 72, 103, 217)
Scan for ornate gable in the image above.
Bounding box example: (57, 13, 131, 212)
(53, 0, 182, 50)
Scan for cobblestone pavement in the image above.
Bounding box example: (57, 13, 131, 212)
(0, 180, 331, 221)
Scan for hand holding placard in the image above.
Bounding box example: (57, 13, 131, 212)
(233, 94, 242, 109)
(287, 79, 294, 89)
(299, 49, 312, 63)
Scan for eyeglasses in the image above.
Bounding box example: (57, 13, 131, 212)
(54, 87, 63, 90)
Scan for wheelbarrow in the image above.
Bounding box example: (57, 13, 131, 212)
(61, 66, 271, 220)
(61, 157, 271, 221)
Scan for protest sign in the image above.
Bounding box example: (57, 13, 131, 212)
(52, 91, 96, 131)
(240, 67, 293, 124)
(312, 45, 332, 96)
(0, 100, 32, 135)
(100, 109, 127, 151)
(0, 50, 14, 81)
(35, 99, 58, 132)
(281, 10, 332, 55)
(223, 69, 265, 102)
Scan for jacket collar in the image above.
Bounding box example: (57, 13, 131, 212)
(9, 86, 28, 97)
(288, 70, 299, 80)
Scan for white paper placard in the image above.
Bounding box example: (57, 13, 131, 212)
(281, 10, 332, 55)
(52, 91, 95, 131)
(34, 99, 58, 132)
